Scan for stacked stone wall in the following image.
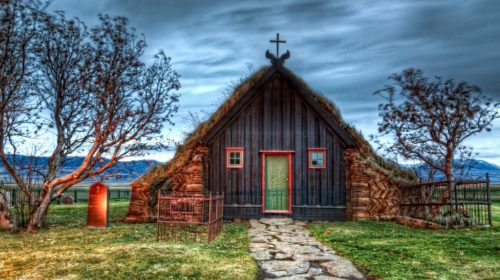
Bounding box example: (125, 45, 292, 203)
(345, 148, 401, 220)
(125, 144, 208, 222)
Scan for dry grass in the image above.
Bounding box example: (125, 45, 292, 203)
(0, 202, 257, 279)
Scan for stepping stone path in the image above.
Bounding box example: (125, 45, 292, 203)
(249, 218, 365, 280)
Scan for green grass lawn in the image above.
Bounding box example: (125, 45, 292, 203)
(309, 204, 500, 280)
(0, 202, 257, 280)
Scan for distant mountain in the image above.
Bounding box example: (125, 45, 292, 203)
(404, 159, 500, 183)
(0, 154, 159, 185)
(2, 155, 499, 184)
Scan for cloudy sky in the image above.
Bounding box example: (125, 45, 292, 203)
(50, 0, 500, 164)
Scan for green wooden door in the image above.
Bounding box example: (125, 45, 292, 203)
(264, 155, 289, 211)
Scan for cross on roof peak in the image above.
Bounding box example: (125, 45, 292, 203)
(266, 33, 291, 67)
(270, 33, 286, 57)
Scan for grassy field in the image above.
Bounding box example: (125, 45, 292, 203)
(309, 203, 500, 280)
(0, 202, 257, 280)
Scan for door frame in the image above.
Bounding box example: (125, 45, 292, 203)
(260, 150, 294, 214)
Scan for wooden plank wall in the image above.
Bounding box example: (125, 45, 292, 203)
(208, 74, 347, 220)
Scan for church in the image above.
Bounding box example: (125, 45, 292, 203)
(126, 35, 413, 222)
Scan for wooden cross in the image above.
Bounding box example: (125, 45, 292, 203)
(270, 33, 286, 57)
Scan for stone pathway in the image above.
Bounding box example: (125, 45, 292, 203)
(248, 218, 365, 280)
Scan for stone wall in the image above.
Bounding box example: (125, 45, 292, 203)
(125, 144, 208, 222)
(125, 183, 152, 222)
(345, 148, 401, 220)
(169, 145, 208, 192)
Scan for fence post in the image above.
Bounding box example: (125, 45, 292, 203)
(486, 173, 492, 226)
(156, 189, 160, 241)
(453, 179, 459, 214)
(74, 190, 78, 203)
(208, 191, 213, 242)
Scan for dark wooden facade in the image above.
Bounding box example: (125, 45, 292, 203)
(202, 68, 355, 221)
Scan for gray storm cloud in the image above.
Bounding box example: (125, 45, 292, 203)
(50, 0, 500, 163)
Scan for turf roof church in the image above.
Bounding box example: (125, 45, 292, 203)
(126, 34, 411, 222)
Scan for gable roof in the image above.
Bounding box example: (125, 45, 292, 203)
(132, 64, 415, 189)
(202, 65, 356, 146)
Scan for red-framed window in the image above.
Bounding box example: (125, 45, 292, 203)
(308, 148, 326, 169)
(226, 147, 244, 168)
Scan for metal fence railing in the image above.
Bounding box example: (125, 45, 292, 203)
(157, 191, 224, 243)
(490, 186, 500, 203)
(400, 174, 492, 228)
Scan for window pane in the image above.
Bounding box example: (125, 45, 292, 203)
(310, 151, 324, 167)
(228, 151, 242, 166)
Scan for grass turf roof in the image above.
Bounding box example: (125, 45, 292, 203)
(133, 65, 415, 190)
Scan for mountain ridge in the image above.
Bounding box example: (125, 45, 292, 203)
(402, 159, 500, 183)
(1, 155, 499, 184)
(0, 154, 159, 184)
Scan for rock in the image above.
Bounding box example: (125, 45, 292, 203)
(266, 274, 309, 280)
(294, 220, 307, 226)
(298, 246, 322, 255)
(318, 244, 336, 254)
(266, 270, 288, 278)
(313, 276, 344, 280)
(278, 234, 312, 244)
(251, 235, 271, 243)
(260, 260, 310, 276)
(61, 196, 74, 205)
(260, 218, 293, 226)
(248, 228, 275, 237)
(275, 253, 293, 260)
(307, 268, 323, 276)
(249, 219, 266, 229)
(321, 259, 365, 279)
(294, 253, 338, 262)
(249, 242, 274, 250)
(250, 250, 272, 261)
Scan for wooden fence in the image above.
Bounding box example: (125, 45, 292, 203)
(1, 184, 130, 208)
(157, 191, 224, 243)
(400, 175, 492, 228)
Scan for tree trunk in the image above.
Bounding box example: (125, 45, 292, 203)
(26, 193, 52, 232)
(0, 192, 14, 230)
(444, 149, 455, 198)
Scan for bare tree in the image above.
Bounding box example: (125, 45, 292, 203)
(0, 0, 44, 230)
(375, 68, 499, 183)
(0, 2, 180, 232)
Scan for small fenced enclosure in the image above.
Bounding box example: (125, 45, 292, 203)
(400, 176, 492, 228)
(157, 191, 224, 243)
